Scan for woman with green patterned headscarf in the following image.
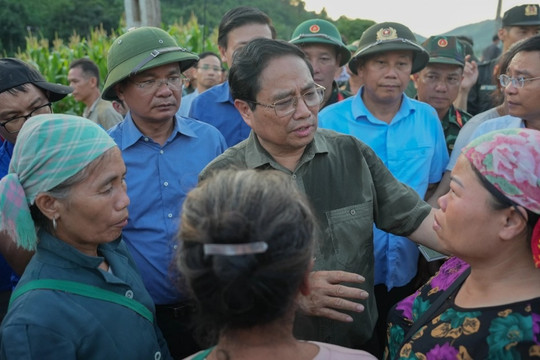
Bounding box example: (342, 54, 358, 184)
(0, 114, 172, 359)
(386, 128, 540, 360)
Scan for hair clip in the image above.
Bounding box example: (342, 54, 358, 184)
(203, 241, 268, 256)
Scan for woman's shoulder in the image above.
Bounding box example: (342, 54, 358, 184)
(391, 257, 469, 320)
(428, 257, 470, 293)
(309, 341, 377, 359)
(388, 293, 540, 359)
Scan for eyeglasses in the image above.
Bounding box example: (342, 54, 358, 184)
(131, 75, 187, 92)
(197, 64, 222, 72)
(499, 74, 540, 88)
(0, 102, 52, 134)
(248, 85, 326, 117)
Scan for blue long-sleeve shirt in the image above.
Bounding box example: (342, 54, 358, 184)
(320, 90, 448, 289)
(108, 114, 226, 304)
(189, 81, 251, 147)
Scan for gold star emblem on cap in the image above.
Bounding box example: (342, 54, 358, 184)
(525, 5, 538, 16)
(376, 27, 398, 41)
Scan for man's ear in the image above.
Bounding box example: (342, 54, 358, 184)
(34, 193, 60, 222)
(89, 76, 98, 88)
(356, 63, 365, 79)
(114, 83, 126, 102)
(335, 53, 342, 73)
(497, 28, 507, 43)
(218, 45, 228, 65)
(234, 99, 254, 127)
(411, 73, 420, 89)
(112, 101, 123, 114)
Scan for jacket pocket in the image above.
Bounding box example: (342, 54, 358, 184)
(325, 202, 373, 267)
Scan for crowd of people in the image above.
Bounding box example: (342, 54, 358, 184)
(0, 3, 539, 360)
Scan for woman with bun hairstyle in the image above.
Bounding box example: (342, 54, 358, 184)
(178, 169, 375, 360)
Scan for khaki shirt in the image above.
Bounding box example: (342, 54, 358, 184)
(200, 129, 431, 348)
(84, 97, 123, 130)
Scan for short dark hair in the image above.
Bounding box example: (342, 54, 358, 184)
(177, 169, 316, 343)
(197, 51, 223, 68)
(4, 83, 34, 97)
(228, 38, 313, 106)
(69, 58, 100, 87)
(217, 6, 276, 49)
(491, 35, 540, 104)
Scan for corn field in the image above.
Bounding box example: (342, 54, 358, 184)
(14, 14, 219, 115)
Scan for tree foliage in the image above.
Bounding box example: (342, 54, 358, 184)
(0, 0, 28, 54)
(1, 0, 124, 55)
(160, 0, 323, 41)
(2, 0, 375, 56)
(335, 17, 376, 44)
(159, 0, 377, 51)
(2, 0, 380, 116)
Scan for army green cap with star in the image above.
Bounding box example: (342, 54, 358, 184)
(422, 36, 465, 67)
(290, 19, 351, 66)
(502, 4, 540, 27)
(348, 22, 429, 75)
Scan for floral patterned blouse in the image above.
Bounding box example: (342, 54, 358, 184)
(385, 257, 540, 359)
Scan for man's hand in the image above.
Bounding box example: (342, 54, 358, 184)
(460, 55, 479, 93)
(297, 270, 368, 322)
(454, 55, 479, 111)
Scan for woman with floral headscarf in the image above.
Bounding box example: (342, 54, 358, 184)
(386, 128, 540, 359)
(0, 114, 171, 359)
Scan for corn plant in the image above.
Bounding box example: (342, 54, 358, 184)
(14, 15, 219, 116)
(166, 13, 219, 55)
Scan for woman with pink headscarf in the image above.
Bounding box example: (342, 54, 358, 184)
(386, 128, 540, 359)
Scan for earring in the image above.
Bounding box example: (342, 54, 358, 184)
(52, 217, 57, 230)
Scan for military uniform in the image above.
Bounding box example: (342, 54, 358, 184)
(419, 36, 471, 155)
(441, 105, 472, 155)
(325, 80, 351, 109)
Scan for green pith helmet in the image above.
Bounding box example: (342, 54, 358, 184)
(348, 22, 429, 75)
(102, 27, 199, 100)
(289, 19, 351, 66)
(422, 36, 465, 67)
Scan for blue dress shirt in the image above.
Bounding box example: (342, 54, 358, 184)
(176, 89, 199, 118)
(108, 115, 226, 304)
(320, 89, 449, 289)
(189, 81, 251, 147)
